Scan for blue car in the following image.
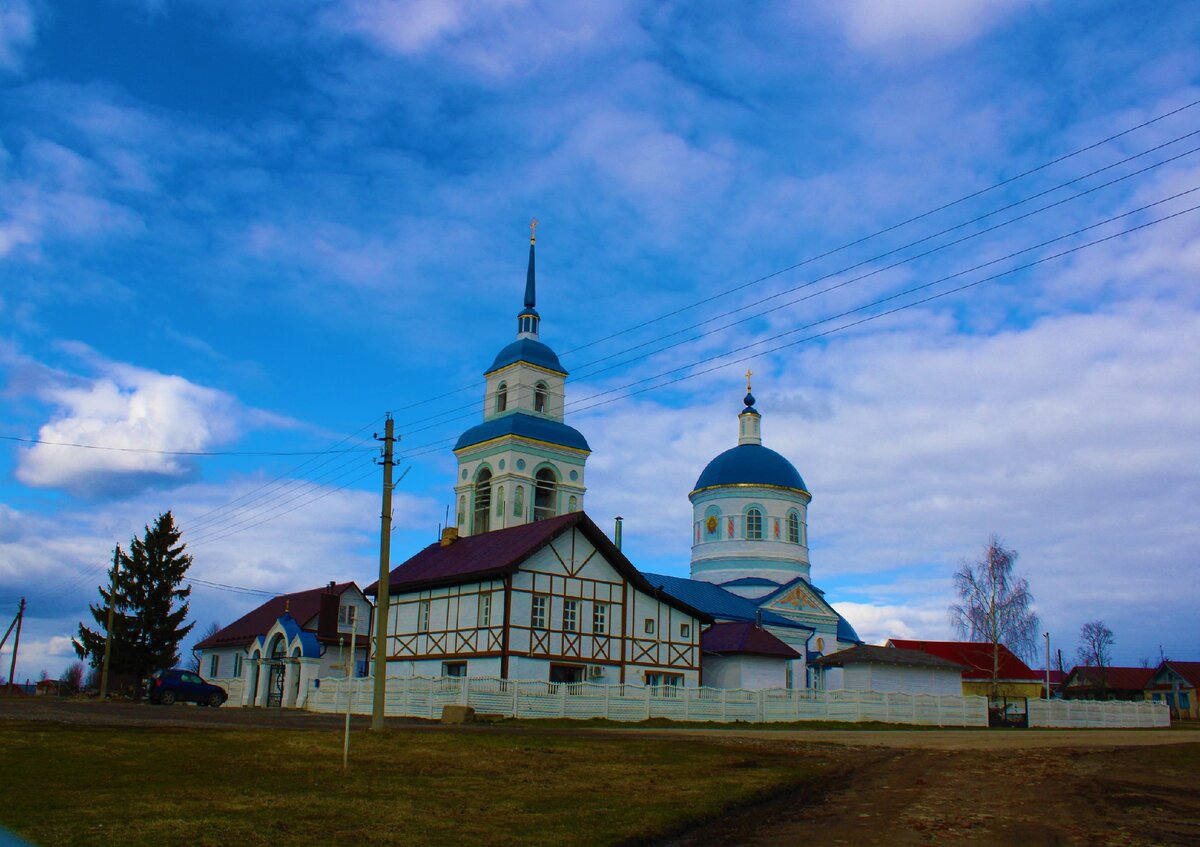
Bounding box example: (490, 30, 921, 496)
(147, 669, 227, 707)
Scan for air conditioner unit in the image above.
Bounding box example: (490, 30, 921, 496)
(588, 665, 605, 679)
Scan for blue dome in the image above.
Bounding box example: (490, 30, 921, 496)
(486, 339, 567, 376)
(692, 444, 807, 493)
(455, 412, 590, 453)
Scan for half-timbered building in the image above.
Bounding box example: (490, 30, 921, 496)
(367, 512, 710, 685)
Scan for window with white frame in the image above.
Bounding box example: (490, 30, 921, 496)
(418, 600, 431, 633)
(645, 672, 683, 687)
(233, 653, 243, 678)
(593, 603, 607, 635)
(644, 617, 656, 636)
(679, 623, 691, 639)
(338, 603, 353, 626)
(531, 595, 548, 630)
(787, 511, 800, 544)
(745, 507, 763, 540)
(209, 654, 220, 677)
(477, 592, 492, 628)
(443, 661, 467, 677)
(562, 599, 577, 632)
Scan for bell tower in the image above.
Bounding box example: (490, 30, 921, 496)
(451, 222, 591, 536)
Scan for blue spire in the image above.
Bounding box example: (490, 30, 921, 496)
(516, 219, 540, 339)
(524, 238, 536, 309)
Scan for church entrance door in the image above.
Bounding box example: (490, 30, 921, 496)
(266, 662, 286, 708)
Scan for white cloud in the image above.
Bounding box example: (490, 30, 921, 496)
(321, 0, 636, 76)
(0, 0, 37, 74)
(820, 0, 1042, 57)
(13, 350, 244, 495)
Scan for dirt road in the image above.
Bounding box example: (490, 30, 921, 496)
(663, 737, 1200, 846)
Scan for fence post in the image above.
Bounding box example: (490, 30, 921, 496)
(460, 677, 469, 706)
(758, 690, 765, 723)
(645, 685, 652, 721)
(513, 681, 520, 719)
(721, 688, 727, 723)
(560, 682, 568, 719)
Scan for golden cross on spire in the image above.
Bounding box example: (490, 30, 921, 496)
(530, 217, 539, 244)
(745, 368, 753, 393)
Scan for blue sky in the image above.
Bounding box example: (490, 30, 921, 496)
(2, 0, 1199, 680)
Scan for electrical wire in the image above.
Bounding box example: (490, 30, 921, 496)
(0, 434, 378, 456)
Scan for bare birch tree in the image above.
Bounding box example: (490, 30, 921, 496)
(949, 535, 1040, 696)
(1076, 619, 1114, 698)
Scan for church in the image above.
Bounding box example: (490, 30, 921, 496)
(367, 226, 861, 689)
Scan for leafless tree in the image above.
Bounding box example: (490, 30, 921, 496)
(1076, 619, 1114, 667)
(189, 621, 221, 672)
(37, 668, 49, 682)
(1076, 620, 1115, 699)
(949, 535, 1040, 696)
(60, 661, 85, 693)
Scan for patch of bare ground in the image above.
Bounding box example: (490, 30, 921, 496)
(662, 740, 1200, 847)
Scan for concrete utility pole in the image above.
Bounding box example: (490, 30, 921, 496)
(1044, 632, 1051, 700)
(100, 552, 120, 700)
(6, 598, 25, 694)
(371, 415, 395, 731)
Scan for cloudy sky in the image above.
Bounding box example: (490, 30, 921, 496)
(1, 0, 1198, 681)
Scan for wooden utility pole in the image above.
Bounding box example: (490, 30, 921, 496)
(6, 598, 25, 694)
(100, 549, 120, 700)
(371, 415, 395, 731)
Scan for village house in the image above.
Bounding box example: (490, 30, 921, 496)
(1143, 661, 1199, 719)
(194, 581, 372, 707)
(1061, 666, 1155, 703)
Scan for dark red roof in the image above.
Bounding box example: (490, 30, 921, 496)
(701, 622, 801, 659)
(365, 512, 712, 623)
(1161, 661, 1200, 688)
(195, 582, 359, 649)
(887, 639, 1040, 682)
(1066, 666, 1156, 691)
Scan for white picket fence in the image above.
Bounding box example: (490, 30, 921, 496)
(305, 676, 991, 726)
(1028, 697, 1168, 728)
(214, 677, 244, 704)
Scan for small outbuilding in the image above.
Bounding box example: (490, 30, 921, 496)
(887, 639, 1043, 698)
(700, 621, 802, 689)
(1062, 666, 1155, 702)
(812, 645, 965, 695)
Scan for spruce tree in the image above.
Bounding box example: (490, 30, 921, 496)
(74, 512, 195, 697)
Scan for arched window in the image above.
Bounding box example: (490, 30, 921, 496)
(457, 495, 466, 527)
(513, 485, 524, 518)
(534, 381, 548, 413)
(495, 382, 508, 414)
(745, 507, 763, 540)
(495, 485, 506, 517)
(568, 495, 577, 512)
(473, 468, 492, 534)
(787, 511, 800, 544)
(534, 467, 557, 521)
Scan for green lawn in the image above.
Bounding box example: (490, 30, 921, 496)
(0, 721, 823, 847)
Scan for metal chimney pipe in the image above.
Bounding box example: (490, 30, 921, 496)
(614, 516, 623, 550)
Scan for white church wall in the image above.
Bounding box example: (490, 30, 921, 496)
(702, 655, 786, 689)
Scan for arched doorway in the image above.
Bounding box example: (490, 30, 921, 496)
(534, 468, 557, 521)
(266, 634, 287, 708)
(474, 468, 492, 534)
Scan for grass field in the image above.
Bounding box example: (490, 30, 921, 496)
(0, 720, 823, 847)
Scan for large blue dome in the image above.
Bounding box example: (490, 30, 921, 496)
(485, 339, 567, 376)
(692, 444, 807, 493)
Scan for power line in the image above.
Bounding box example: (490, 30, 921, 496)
(391, 125, 1200, 435)
(387, 186, 1200, 462)
(383, 96, 1200, 416)
(389, 140, 1200, 443)
(0, 434, 378, 456)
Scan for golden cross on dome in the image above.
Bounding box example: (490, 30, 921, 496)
(745, 368, 753, 393)
(530, 217, 539, 244)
